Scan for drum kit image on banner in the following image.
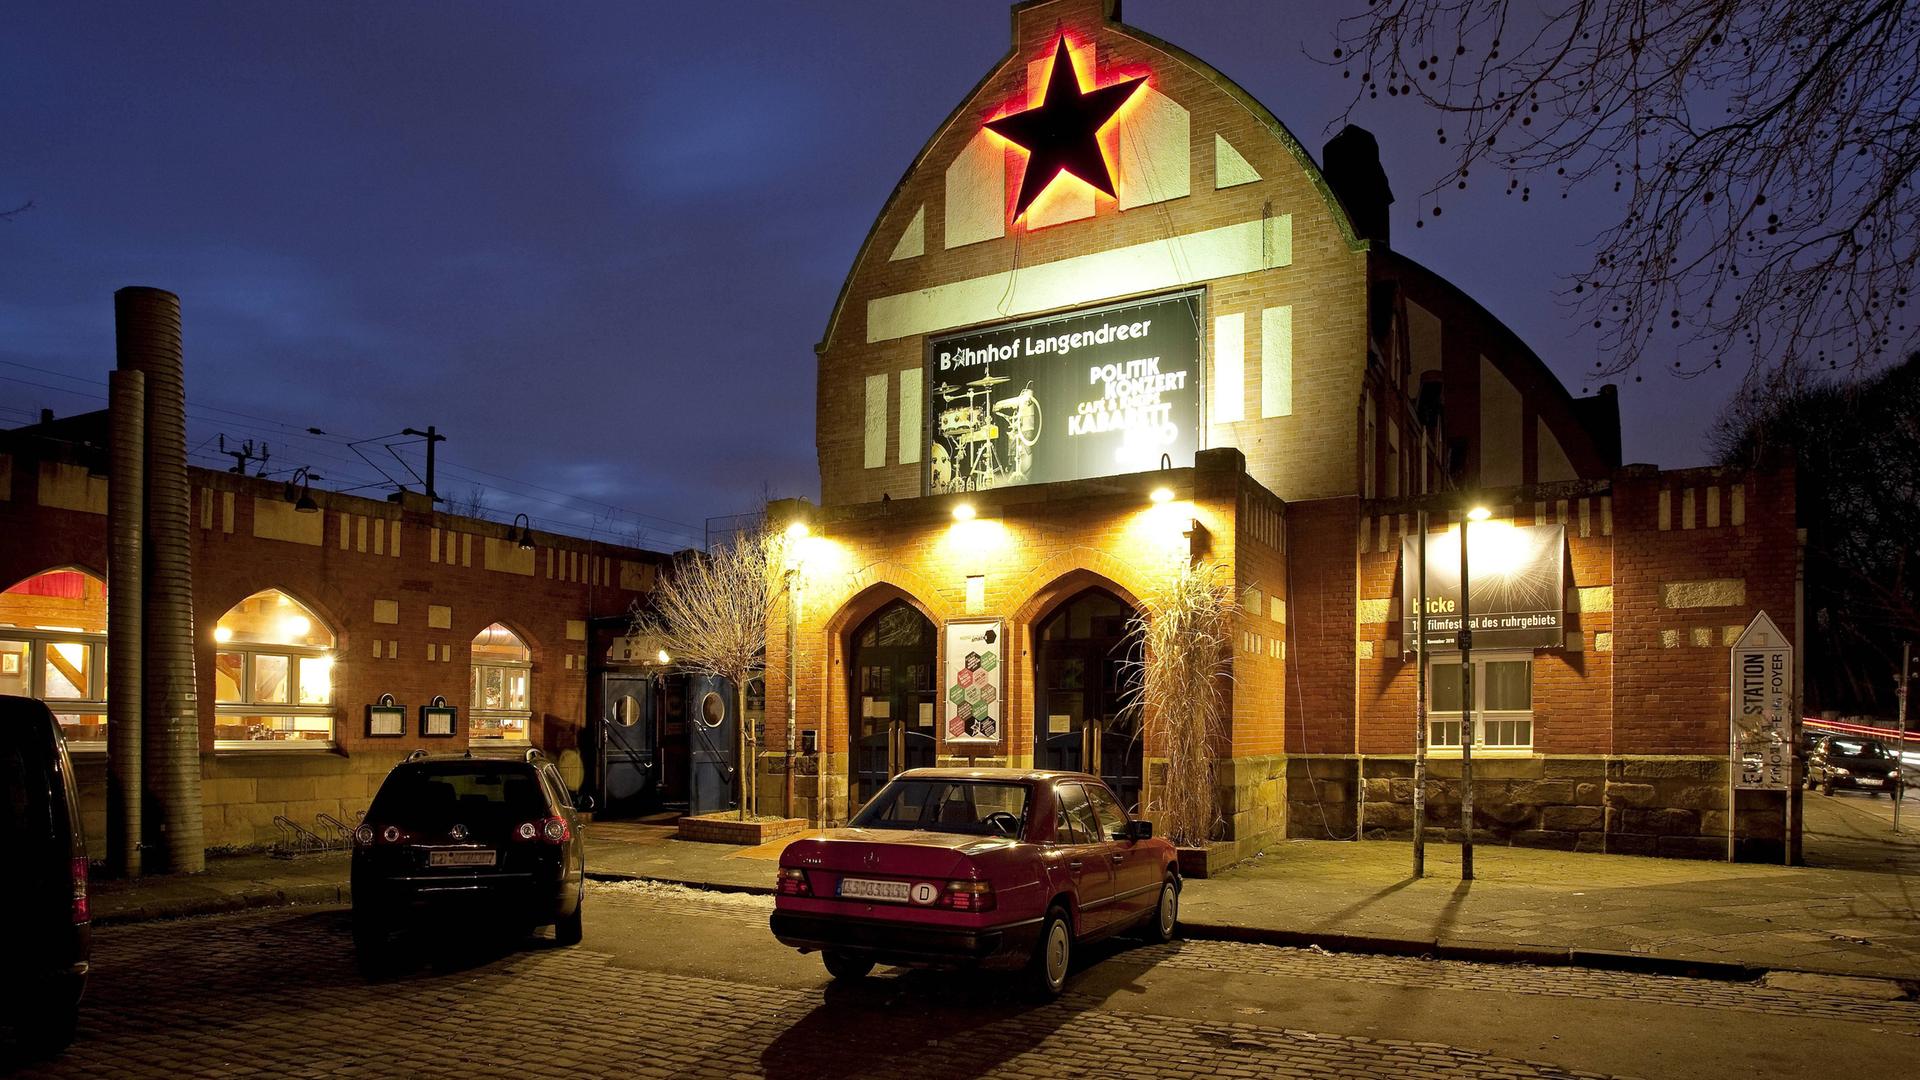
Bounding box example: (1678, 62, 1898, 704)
(930, 367, 1042, 494)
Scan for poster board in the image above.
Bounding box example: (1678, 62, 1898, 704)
(943, 619, 1004, 745)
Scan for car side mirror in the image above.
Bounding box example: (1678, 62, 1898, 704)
(1128, 820, 1153, 841)
(574, 793, 597, 813)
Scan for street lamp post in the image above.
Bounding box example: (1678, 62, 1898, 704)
(783, 520, 808, 822)
(1460, 505, 1490, 881)
(1414, 510, 1429, 879)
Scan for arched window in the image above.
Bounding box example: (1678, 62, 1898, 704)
(470, 623, 531, 742)
(212, 589, 336, 747)
(0, 569, 108, 748)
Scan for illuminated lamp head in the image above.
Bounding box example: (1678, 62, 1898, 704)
(984, 37, 1144, 219)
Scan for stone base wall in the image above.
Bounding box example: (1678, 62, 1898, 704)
(1322, 754, 1789, 862)
(1285, 756, 1360, 841)
(74, 748, 419, 858)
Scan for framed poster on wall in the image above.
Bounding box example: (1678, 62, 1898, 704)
(943, 619, 1004, 745)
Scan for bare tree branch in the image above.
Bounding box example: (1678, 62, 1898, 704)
(1333, 0, 1919, 379)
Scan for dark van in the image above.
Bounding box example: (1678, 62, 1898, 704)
(0, 696, 91, 1055)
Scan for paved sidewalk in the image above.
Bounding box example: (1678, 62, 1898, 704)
(90, 850, 350, 925)
(89, 811, 1920, 983)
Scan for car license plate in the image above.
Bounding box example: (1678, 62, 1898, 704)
(837, 877, 910, 902)
(1859, 778, 1884, 787)
(430, 849, 496, 867)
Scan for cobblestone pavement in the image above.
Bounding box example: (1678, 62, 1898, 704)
(9, 884, 1916, 1079)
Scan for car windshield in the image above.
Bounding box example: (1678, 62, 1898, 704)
(850, 779, 1029, 837)
(369, 764, 549, 825)
(1830, 739, 1893, 760)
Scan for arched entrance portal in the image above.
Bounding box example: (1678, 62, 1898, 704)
(849, 600, 937, 805)
(1034, 588, 1143, 811)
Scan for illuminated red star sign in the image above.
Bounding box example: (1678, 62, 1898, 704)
(986, 38, 1145, 219)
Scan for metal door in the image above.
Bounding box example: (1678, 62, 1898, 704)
(598, 674, 658, 817)
(1035, 590, 1144, 811)
(686, 674, 737, 816)
(850, 601, 937, 805)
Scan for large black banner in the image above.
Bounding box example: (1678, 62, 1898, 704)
(925, 291, 1203, 493)
(1400, 523, 1566, 651)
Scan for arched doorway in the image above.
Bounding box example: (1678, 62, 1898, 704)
(1034, 588, 1143, 811)
(849, 599, 937, 805)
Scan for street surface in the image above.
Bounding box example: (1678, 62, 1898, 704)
(8, 882, 1916, 1079)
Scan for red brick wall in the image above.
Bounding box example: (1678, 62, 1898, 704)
(1610, 467, 1797, 755)
(0, 452, 663, 756)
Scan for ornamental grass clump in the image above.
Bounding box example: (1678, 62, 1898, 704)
(1129, 560, 1234, 848)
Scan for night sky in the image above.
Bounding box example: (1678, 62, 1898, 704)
(0, 1, 1743, 551)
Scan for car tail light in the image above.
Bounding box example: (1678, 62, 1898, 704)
(777, 867, 811, 897)
(516, 817, 570, 844)
(942, 880, 995, 912)
(70, 856, 89, 924)
(353, 825, 376, 847)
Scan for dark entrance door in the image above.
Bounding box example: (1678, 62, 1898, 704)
(849, 600, 937, 806)
(1034, 588, 1144, 811)
(597, 673, 658, 817)
(686, 674, 737, 816)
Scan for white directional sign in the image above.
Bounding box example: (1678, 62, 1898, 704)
(1730, 611, 1793, 791)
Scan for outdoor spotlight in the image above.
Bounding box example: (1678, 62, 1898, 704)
(1149, 486, 1174, 504)
(511, 513, 535, 549)
(953, 502, 977, 522)
(1467, 505, 1492, 522)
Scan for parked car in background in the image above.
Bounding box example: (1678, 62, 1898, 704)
(770, 768, 1178, 996)
(1808, 735, 1903, 797)
(351, 749, 590, 968)
(0, 696, 91, 1056)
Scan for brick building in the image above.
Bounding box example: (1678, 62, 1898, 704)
(763, 0, 1800, 860)
(0, 327, 668, 861)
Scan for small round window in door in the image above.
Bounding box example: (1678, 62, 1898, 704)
(700, 691, 726, 728)
(614, 697, 641, 728)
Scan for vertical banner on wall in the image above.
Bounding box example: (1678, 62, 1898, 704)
(943, 619, 1004, 745)
(1731, 611, 1793, 791)
(925, 291, 1204, 494)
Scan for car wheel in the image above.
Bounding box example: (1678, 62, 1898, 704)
(19, 995, 78, 1056)
(352, 912, 390, 975)
(1142, 876, 1178, 943)
(822, 949, 874, 981)
(554, 897, 584, 947)
(1029, 906, 1073, 997)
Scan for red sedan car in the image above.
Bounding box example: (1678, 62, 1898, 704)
(769, 768, 1179, 995)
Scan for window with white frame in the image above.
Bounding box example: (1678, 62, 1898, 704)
(1428, 654, 1533, 750)
(0, 569, 108, 749)
(212, 589, 336, 747)
(470, 623, 531, 741)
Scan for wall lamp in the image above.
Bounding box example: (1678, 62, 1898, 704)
(284, 467, 320, 514)
(510, 512, 535, 549)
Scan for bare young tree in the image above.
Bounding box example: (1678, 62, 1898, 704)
(444, 485, 494, 521)
(1128, 561, 1236, 847)
(1333, 0, 1918, 379)
(633, 526, 781, 820)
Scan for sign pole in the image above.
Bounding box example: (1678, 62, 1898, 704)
(1414, 511, 1428, 879)
(1897, 641, 1911, 833)
(1459, 512, 1474, 882)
